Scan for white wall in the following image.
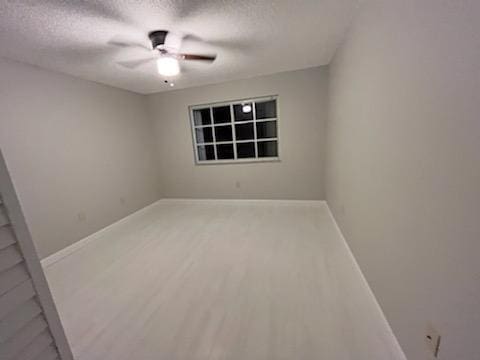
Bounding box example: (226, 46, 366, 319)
(325, 1, 480, 359)
(146, 67, 327, 200)
(0, 58, 162, 258)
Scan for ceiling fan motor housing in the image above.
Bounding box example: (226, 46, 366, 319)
(148, 30, 168, 50)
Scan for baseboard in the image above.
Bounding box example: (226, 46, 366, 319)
(324, 203, 407, 360)
(41, 199, 164, 268)
(41, 198, 326, 268)
(160, 198, 326, 206)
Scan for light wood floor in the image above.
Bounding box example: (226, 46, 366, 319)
(44, 200, 404, 360)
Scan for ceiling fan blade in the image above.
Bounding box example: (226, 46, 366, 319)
(109, 40, 151, 50)
(179, 54, 217, 62)
(182, 34, 252, 52)
(117, 56, 156, 69)
(108, 36, 151, 51)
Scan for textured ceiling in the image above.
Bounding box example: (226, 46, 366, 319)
(0, 0, 358, 94)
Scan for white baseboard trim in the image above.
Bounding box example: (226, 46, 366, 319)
(160, 198, 326, 206)
(41, 199, 164, 268)
(324, 202, 407, 360)
(41, 198, 326, 268)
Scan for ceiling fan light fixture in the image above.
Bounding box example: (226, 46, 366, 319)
(156, 56, 179, 76)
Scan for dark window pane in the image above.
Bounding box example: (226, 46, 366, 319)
(197, 145, 215, 161)
(193, 108, 211, 126)
(235, 123, 254, 140)
(233, 103, 254, 121)
(256, 121, 277, 139)
(255, 100, 277, 119)
(212, 106, 231, 124)
(236, 142, 255, 158)
(257, 141, 278, 157)
(216, 144, 234, 159)
(195, 127, 213, 143)
(215, 125, 233, 142)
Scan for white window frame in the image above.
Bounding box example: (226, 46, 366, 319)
(189, 95, 280, 165)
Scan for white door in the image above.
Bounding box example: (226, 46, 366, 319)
(0, 150, 74, 360)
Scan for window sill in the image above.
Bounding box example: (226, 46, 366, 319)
(195, 157, 281, 166)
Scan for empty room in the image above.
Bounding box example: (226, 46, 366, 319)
(0, 1, 479, 360)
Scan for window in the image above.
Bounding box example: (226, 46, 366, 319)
(190, 96, 279, 164)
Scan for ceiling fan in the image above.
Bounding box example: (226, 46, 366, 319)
(116, 30, 217, 77)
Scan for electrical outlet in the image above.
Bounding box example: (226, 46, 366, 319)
(77, 212, 86, 222)
(426, 324, 441, 358)
(120, 197, 126, 206)
(235, 181, 241, 189)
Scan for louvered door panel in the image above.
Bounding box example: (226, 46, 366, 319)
(14, 330, 54, 360)
(0, 315, 48, 359)
(0, 226, 16, 249)
(0, 243, 23, 272)
(0, 150, 73, 360)
(0, 278, 36, 319)
(36, 345, 60, 360)
(0, 205, 57, 360)
(0, 203, 8, 227)
(0, 262, 30, 295)
(0, 298, 42, 342)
